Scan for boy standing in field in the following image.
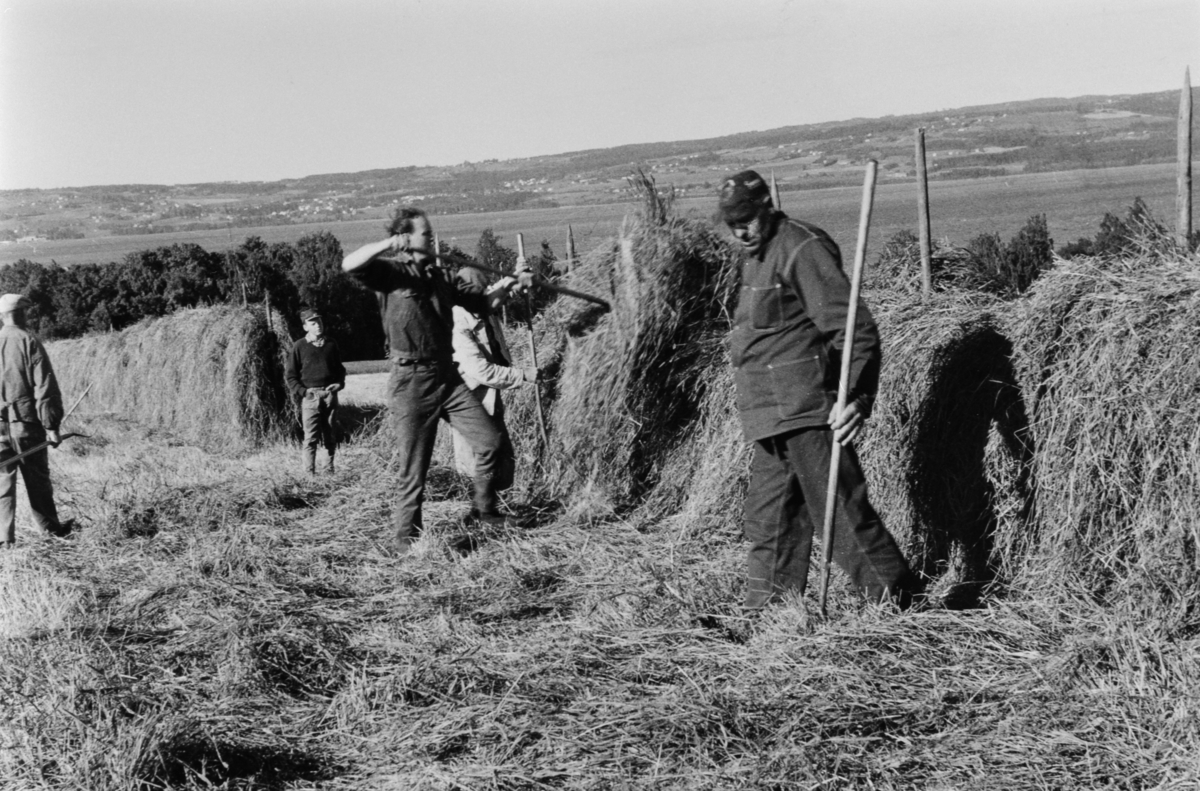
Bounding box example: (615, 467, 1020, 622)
(0, 293, 73, 545)
(342, 207, 533, 556)
(284, 307, 345, 475)
(717, 170, 920, 611)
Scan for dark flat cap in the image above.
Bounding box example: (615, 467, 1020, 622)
(717, 170, 772, 222)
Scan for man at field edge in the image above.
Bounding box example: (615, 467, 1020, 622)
(284, 307, 346, 475)
(0, 293, 73, 546)
(342, 207, 533, 556)
(718, 170, 920, 611)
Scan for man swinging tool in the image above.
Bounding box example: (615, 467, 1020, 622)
(342, 207, 534, 556)
(716, 171, 921, 611)
(0, 294, 74, 546)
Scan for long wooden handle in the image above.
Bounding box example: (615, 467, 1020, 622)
(517, 234, 550, 448)
(0, 433, 87, 469)
(819, 160, 878, 617)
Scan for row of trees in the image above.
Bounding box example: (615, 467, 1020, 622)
(1, 228, 561, 360)
(0, 232, 383, 358)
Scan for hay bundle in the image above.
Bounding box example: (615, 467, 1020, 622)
(503, 212, 1035, 607)
(48, 305, 291, 451)
(638, 358, 748, 531)
(505, 214, 739, 512)
(1006, 248, 1200, 614)
(643, 285, 1035, 605)
(858, 289, 1033, 601)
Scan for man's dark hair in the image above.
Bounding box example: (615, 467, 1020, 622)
(386, 206, 428, 236)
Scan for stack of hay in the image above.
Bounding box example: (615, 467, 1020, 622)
(858, 288, 1033, 602)
(472, 202, 1200, 615)
(48, 305, 293, 451)
(1005, 245, 1200, 618)
(504, 214, 740, 518)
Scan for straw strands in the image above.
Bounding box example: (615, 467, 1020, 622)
(859, 288, 1033, 603)
(505, 214, 1200, 619)
(1006, 246, 1200, 618)
(6, 229, 1200, 787)
(504, 211, 739, 515)
(47, 305, 293, 451)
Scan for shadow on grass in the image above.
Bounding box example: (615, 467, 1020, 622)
(138, 737, 337, 789)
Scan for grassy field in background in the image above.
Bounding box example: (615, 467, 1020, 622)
(0, 163, 1182, 267)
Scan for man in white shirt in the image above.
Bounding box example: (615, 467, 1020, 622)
(450, 266, 538, 492)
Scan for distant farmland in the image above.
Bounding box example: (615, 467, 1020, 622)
(0, 162, 1184, 267)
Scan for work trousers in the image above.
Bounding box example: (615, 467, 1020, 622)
(389, 361, 502, 542)
(452, 389, 515, 491)
(301, 389, 338, 473)
(742, 427, 914, 610)
(0, 422, 61, 544)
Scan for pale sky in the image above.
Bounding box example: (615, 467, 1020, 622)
(1, 0, 1197, 190)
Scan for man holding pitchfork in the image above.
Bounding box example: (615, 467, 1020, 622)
(717, 170, 920, 612)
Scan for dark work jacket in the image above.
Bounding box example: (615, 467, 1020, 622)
(0, 324, 63, 430)
(351, 256, 490, 363)
(729, 213, 880, 442)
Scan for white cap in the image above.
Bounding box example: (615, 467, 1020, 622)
(0, 294, 30, 313)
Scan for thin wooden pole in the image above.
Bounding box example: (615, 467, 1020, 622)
(769, 171, 782, 211)
(915, 128, 933, 295)
(566, 224, 576, 273)
(819, 160, 878, 618)
(516, 233, 550, 449)
(1178, 68, 1193, 247)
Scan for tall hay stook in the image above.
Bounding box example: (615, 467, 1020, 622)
(48, 305, 292, 451)
(858, 289, 1034, 604)
(505, 212, 740, 517)
(1008, 248, 1200, 618)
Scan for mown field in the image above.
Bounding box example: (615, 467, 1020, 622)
(2, 180, 1198, 789)
(0, 163, 1183, 268)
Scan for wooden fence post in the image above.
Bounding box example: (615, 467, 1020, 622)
(1178, 68, 1193, 247)
(915, 128, 933, 296)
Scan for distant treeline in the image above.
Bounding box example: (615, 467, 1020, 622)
(0, 232, 387, 360)
(1, 227, 562, 361)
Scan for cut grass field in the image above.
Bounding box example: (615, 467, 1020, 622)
(1, 411, 1195, 789)
(4, 176, 1199, 789)
(0, 163, 1184, 268)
